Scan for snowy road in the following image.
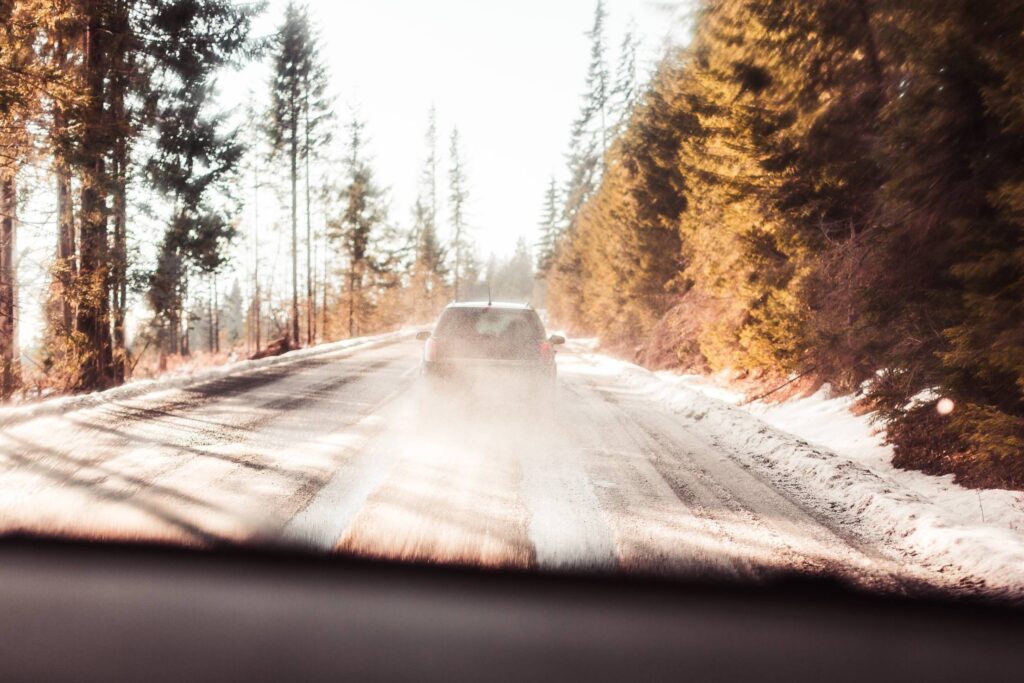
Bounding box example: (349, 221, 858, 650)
(0, 337, 934, 591)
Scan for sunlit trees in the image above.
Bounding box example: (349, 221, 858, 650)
(39, 4, 84, 386)
(1, 0, 251, 395)
(0, 0, 42, 398)
(549, 0, 638, 331)
(549, 59, 689, 347)
(560, 0, 610, 246)
(546, 0, 1024, 487)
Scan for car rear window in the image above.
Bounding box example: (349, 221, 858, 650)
(434, 308, 545, 341)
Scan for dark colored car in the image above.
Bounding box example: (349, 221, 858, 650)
(416, 302, 565, 401)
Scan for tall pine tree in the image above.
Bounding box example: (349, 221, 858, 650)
(267, 1, 331, 346)
(448, 127, 470, 300)
(327, 117, 387, 337)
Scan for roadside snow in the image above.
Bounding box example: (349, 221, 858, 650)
(578, 348, 1024, 598)
(0, 329, 414, 430)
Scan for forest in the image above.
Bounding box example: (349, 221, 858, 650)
(0, 0, 535, 398)
(545, 0, 1024, 488)
(2, 0, 1023, 490)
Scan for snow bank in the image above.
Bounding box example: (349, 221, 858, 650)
(580, 349, 1024, 598)
(0, 329, 414, 429)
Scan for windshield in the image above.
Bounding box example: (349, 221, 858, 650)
(1, 0, 1023, 607)
(435, 308, 545, 341)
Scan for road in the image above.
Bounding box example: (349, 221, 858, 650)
(0, 336, 923, 590)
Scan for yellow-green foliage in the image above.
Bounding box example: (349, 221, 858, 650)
(549, 60, 689, 346)
(547, 0, 1024, 487)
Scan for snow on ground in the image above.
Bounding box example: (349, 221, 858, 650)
(576, 345, 1024, 598)
(0, 328, 415, 429)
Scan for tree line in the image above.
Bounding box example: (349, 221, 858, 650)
(544, 0, 1024, 488)
(1, 0, 255, 395)
(0, 0, 535, 400)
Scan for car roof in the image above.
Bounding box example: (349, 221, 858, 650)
(445, 301, 533, 311)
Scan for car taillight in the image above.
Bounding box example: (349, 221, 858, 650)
(424, 337, 439, 362)
(539, 341, 554, 363)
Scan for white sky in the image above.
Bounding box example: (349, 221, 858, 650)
(231, 0, 689, 257)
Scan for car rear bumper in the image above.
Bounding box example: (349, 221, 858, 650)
(422, 361, 555, 401)
(424, 359, 554, 378)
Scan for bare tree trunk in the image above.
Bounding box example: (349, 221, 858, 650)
(77, 152, 113, 388)
(320, 243, 328, 341)
(111, 143, 127, 383)
(181, 270, 190, 357)
(1, 175, 19, 400)
(213, 274, 219, 353)
(49, 38, 77, 342)
(348, 269, 355, 338)
(109, 4, 129, 385)
(208, 277, 215, 353)
(168, 308, 179, 355)
(54, 112, 77, 335)
(159, 320, 168, 371)
(453, 227, 462, 301)
(290, 124, 300, 345)
(75, 14, 114, 390)
(311, 238, 318, 343)
(252, 162, 261, 353)
(252, 285, 261, 352)
(304, 97, 315, 347)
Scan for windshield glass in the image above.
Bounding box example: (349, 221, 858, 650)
(1, 0, 1022, 606)
(435, 308, 545, 341)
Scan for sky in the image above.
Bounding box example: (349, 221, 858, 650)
(231, 0, 690, 258)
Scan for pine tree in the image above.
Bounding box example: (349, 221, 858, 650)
(547, 0, 613, 329)
(241, 96, 269, 354)
(73, 0, 118, 388)
(56, 0, 253, 388)
(145, 77, 245, 358)
(221, 279, 245, 348)
(866, 0, 1024, 484)
(535, 178, 561, 276)
(610, 26, 641, 136)
(561, 0, 611, 237)
(0, 0, 40, 398)
(421, 106, 439, 243)
(327, 117, 387, 337)
(300, 19, 332, 346)
(583, 0, 611, 160)
(406, 108, 448, 320)
(448, 127, 470, 300)
(39, 3, 82, 368)
(408, 198, 448, 321)
(267, 1, 330, 346)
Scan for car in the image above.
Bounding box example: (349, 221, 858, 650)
(415, 302, 565, 404)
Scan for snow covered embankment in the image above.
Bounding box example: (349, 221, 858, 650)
(581, 348, 1024, 598)
(0, 329, 414, 429)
